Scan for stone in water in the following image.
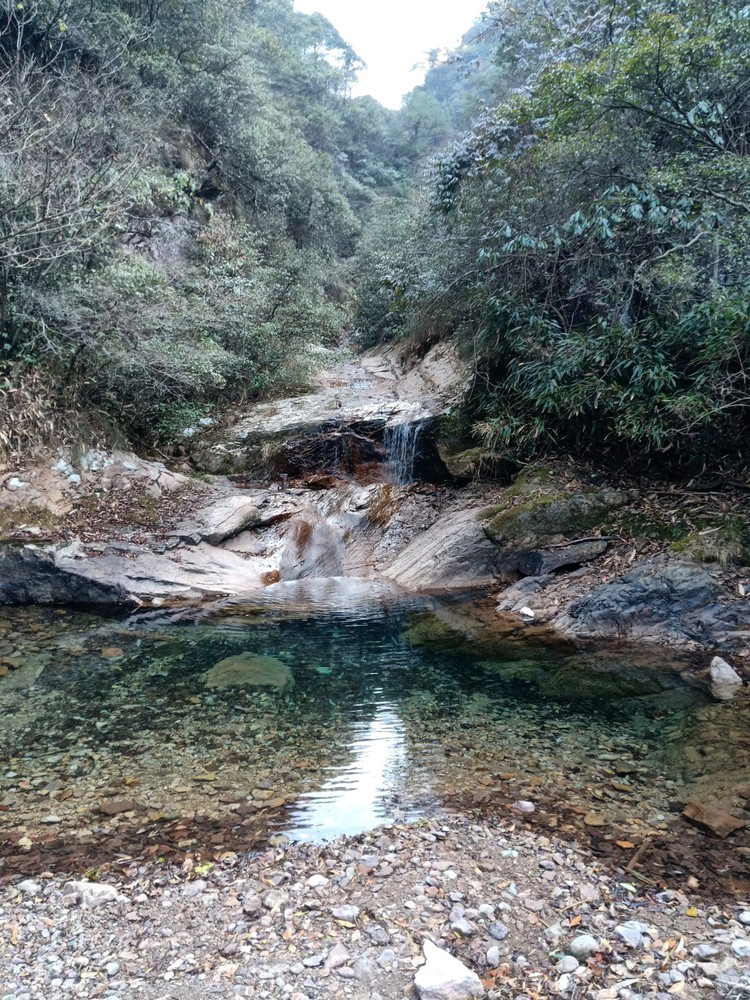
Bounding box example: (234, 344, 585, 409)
(204, 652, 293, 690)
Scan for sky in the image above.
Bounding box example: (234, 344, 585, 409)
(294, 0, 491, 109)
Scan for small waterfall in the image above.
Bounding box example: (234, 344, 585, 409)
(383, 421, 422, 485)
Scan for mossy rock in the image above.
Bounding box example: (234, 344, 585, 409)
(505, 466, 561, 498)
(484, 489, 628, 546)
(671, 515, 750, 567)
(477, 658, 548, 686)
(539, 661, 665, 700)
(203, 652, 294, 690)
(402, 613, 467, 650)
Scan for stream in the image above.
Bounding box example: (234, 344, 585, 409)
(2, 586, 747, 884)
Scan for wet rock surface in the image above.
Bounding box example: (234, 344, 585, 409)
(3, 812, 750, 1000)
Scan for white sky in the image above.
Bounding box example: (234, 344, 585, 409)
(294, 0, 491, 108)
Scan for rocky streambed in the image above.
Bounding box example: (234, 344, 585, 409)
(1, 345, 750, 1000)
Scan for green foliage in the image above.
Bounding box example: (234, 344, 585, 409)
(359, 0, 750, 470)
(0, 0, 404, 451)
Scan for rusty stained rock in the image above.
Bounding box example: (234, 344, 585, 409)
(682, 801, 746, 838)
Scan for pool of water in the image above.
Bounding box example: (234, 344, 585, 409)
(0, 590, 745, 875)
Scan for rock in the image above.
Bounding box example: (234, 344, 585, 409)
(708, 656, 743, 700)
(731, 939, 750, 958)
(352, 956, 378, 985)
(242, 893, 262, 914)
(63, 881, 124, 908)
(692, 944, 718, 960)
(98, 797, 136, 816)
(414, 940, 484, 1000)
(507, 539, 609, 579)
(738, 911, 750, 926)
(554, 556, 722, 643)
(262, 889, 288, 911)
(306, 874, 328, 888)
(172, 496, 262, 546)
(189, 343, 466, 476)
(486, 946, 501, 967)
(204, 652, 293, 690)
(323, 941, 350, 975)
(16, 879, 41, 896)
(569, 935, 600, 960)
(382, 508, 503, 591)
(615, 921, 649, 948)
(484, 490, 627, 547)
(557, 956, 579, 974)
(512, 800, 535, 813)
(332, 905, 360, 922)
(683, 801, 746, 838)
(583, 812, 607, 827)
(0, 544, 133, 607)
(487, 922, 509, 941)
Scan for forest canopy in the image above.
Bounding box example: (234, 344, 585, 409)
(355, 0, 750, 469)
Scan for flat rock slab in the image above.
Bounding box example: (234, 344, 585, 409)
(203, 652, 293, 690)
(511, 539, 609, 577)
(55, 542, 262, 601)
(414, 940, 484, 1000)
(683, 801, 746, 838)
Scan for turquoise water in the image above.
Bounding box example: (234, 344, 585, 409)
(0, 591, 721, 871)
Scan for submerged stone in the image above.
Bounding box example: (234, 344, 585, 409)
(203, 652, 293, 690)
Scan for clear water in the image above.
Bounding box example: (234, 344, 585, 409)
(0, 591, 735, 872)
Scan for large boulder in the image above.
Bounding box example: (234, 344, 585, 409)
(484, 489, 628, 546)
(382, 508, 501, 591)
(0, 544, 133, 606)
(554, 556, 721, 643)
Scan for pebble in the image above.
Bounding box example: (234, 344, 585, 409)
(414, 940, 484, 1000)
(615, 921, 648, 949)
(557, 956, 580, 973)
(331, 904, 360, 922)
(488, 920, 510, 940)
(731, 939, 750, 958)
(738, 911, 750, 926)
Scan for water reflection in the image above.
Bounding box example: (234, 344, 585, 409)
(283, 703, 411, 841)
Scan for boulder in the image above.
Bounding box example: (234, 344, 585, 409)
(484, 489, 628, 546)
(708, 656, 743, 701)
(508, 538, 609, 577)
(172, 495, 262, 545)
(203, 652, 293, 690)
(414, 940, 484, 1000)
(0, 544, 133, 607)
(554, 556, 721, 643)
(383, 508, 501, 591)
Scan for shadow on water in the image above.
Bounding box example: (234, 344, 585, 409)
(0, 589, 748, 890)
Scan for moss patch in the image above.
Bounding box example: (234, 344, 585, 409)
(671, 515, 750, 567)
(484, 489, 628, 546)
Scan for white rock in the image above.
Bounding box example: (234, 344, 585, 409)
(63, 881, 124, 908)
(709, 656, 743, 700)
(486, 946, 501, 967)
(569, 934, 600, 960)
(557, 956, 580, 973)
(306, 874, 328, 888)
(738, 911, 750, 926)
(519, 607, 535, 619)
(731, 939, 750, 958)
(16, 879, 41, 896)
(615, 921, 648, 949)
(414, 940, 484, 1000)
(7, 477, 29, 491)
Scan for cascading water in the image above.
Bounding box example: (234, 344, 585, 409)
(383, 421, 422, 485)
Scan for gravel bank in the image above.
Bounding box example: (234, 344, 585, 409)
(2, 812, 749, 1000)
